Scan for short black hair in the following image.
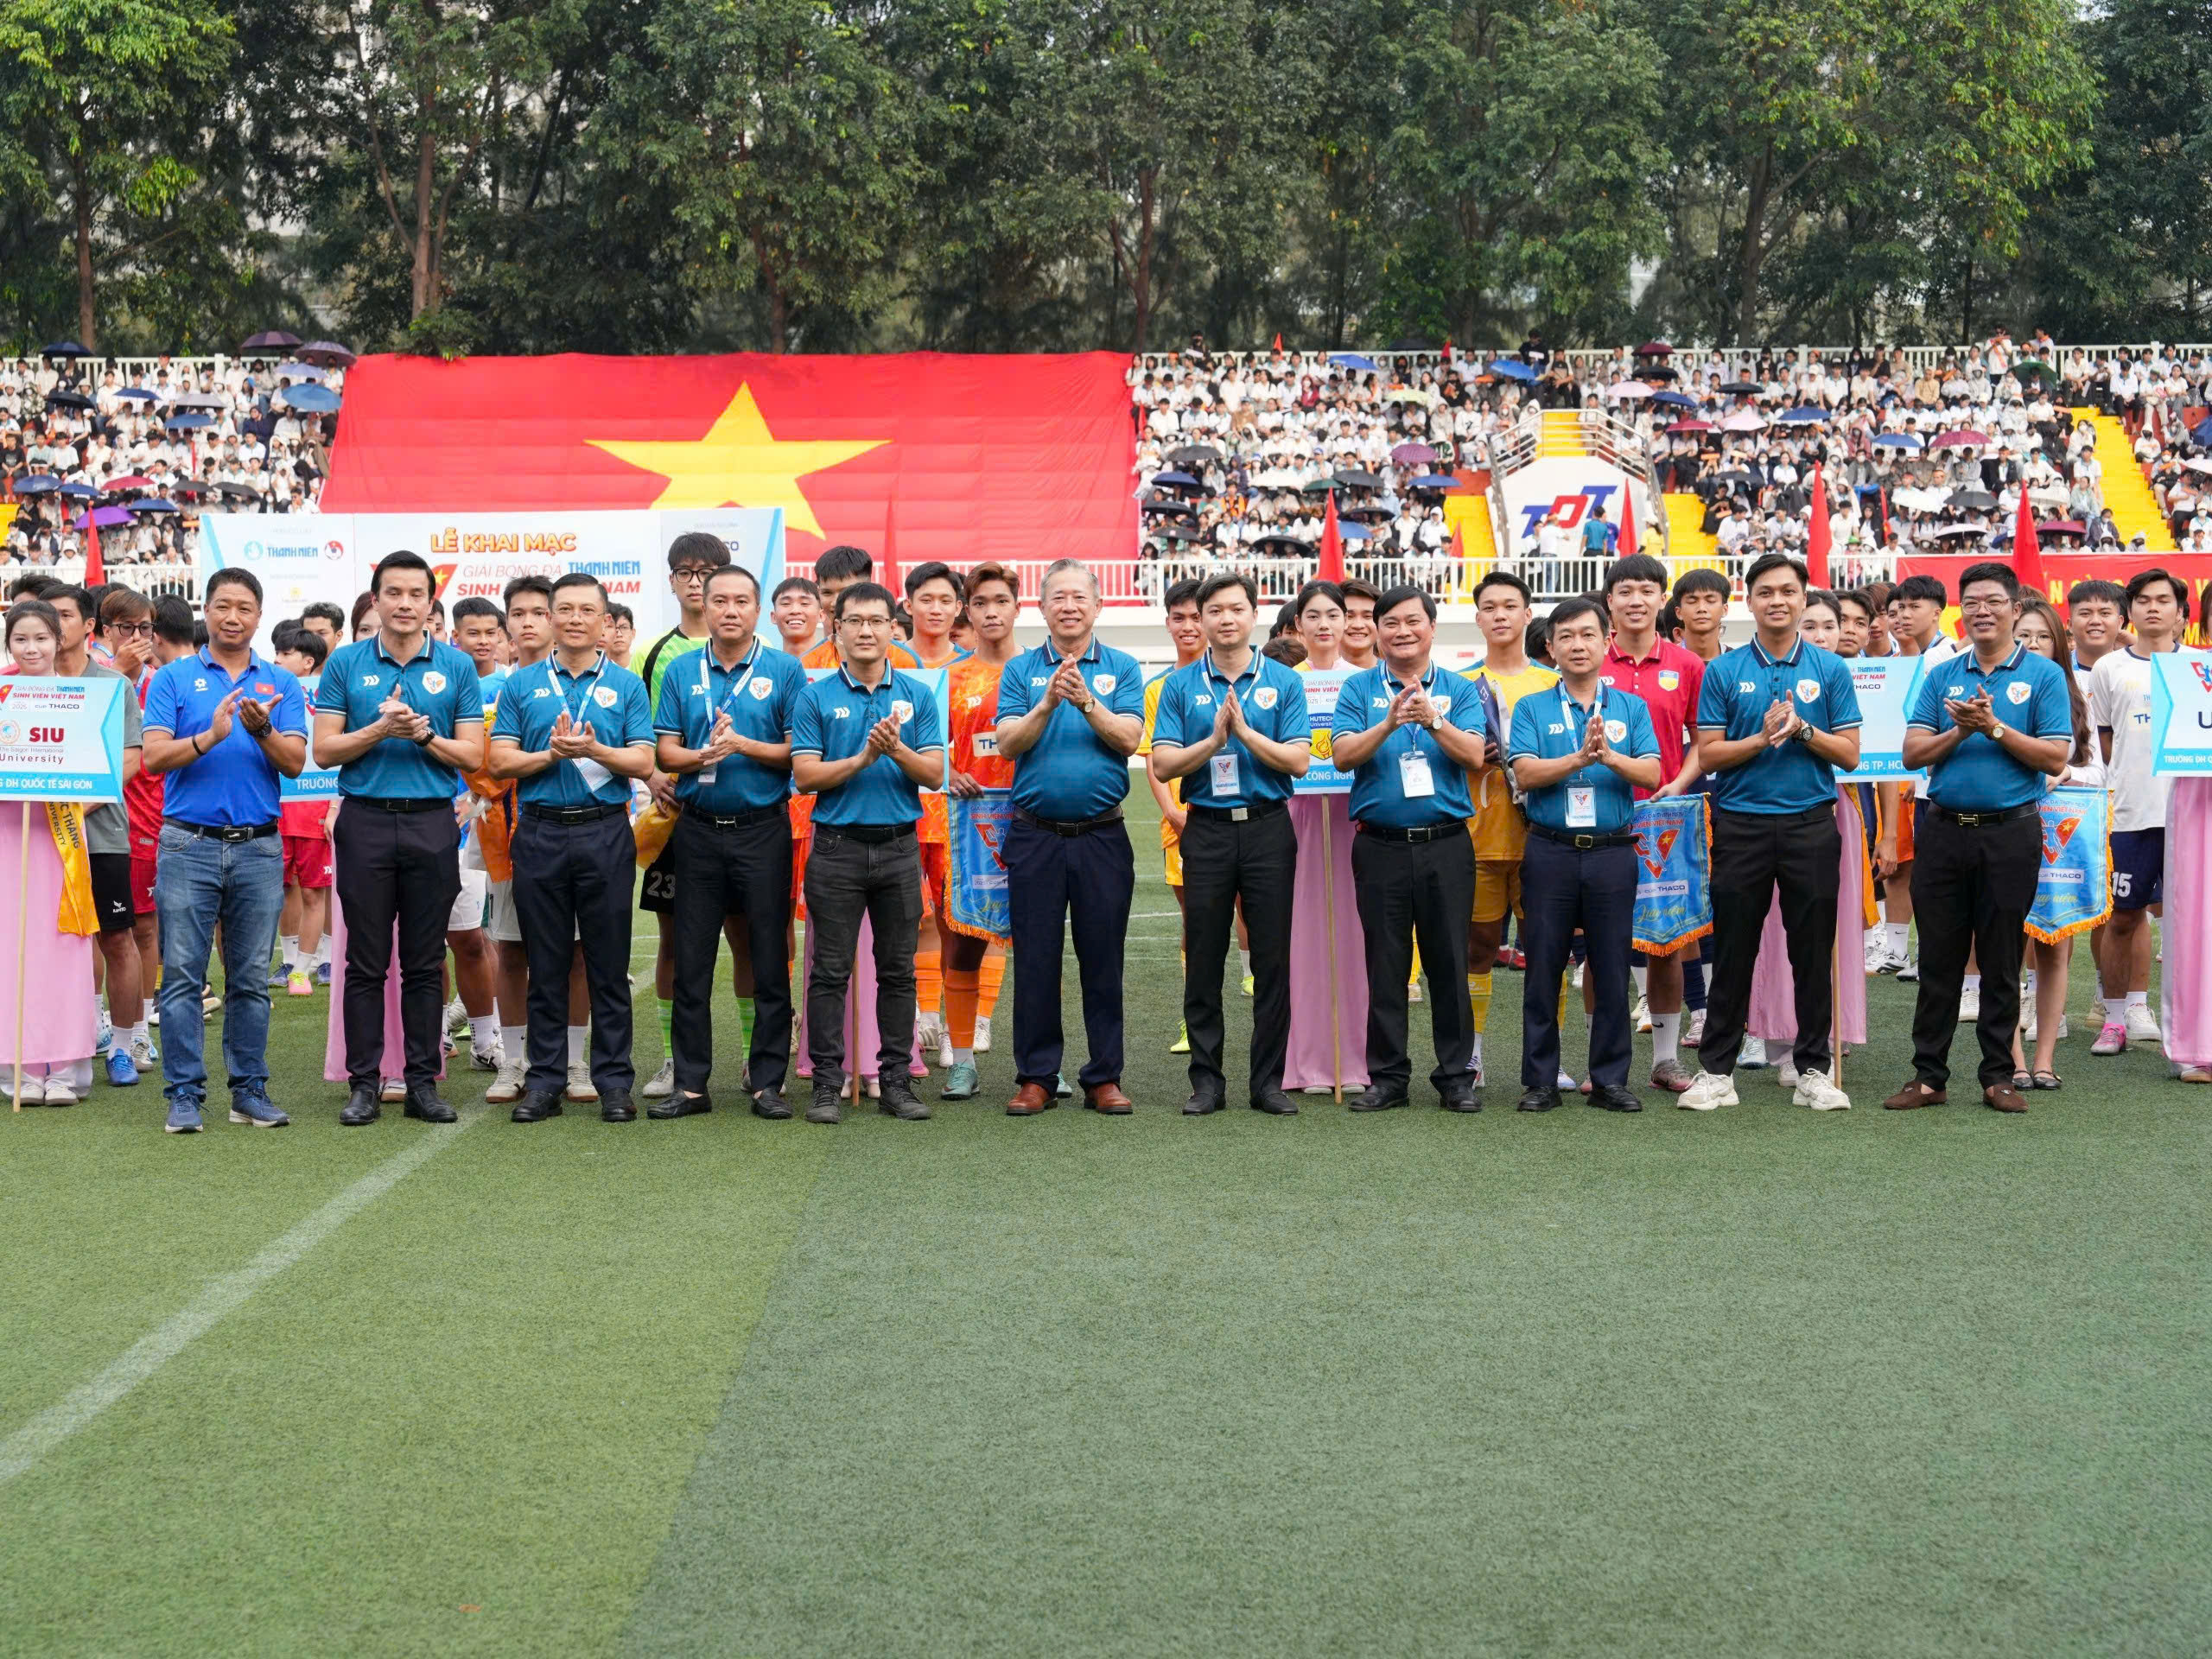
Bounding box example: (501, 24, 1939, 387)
(1892, 572, 1948, 607)
(1802, 588, 1842, 621)
(1744, 551, 1810, 594)
(707, 565, 762, 600)
(279, 625, 328, 669)
(771, 575, 819, 603)
(451, 595, 505, 629)
(1548, 596, 1606, 637)
(834, 580, 897, 620)
(1602, 553, 1669, 594)
(1472, 569, 1531, 606)
(1269, 600, 1299, 639)
(1196, 571, 1258, 611)
(1958, 562, 2019, 600)
(1375, 584, 1436, 622)
(6, 574, 60, 601)
(1837, 588, 1877, 622)
(502, 574, 554, 607)
(1293, 580, 1345, 618)
(816, 544, 874, 585)
(97, 587, 149, 627)
(2125, 567, 2191, 617)
(666, 531, 732, 572)
(607, 601, 633, 626)
(42, 582, 92, 621)
(151, 594, 194, 645)
(205, 567, 265, 606)
(371, 549, 435, 598)
(429, 597, 446, 620)
(302, 601, 346, 633)
(1163, 577, 1203, 613)
(1671, 567, 1731, 601)
(2066, 579, 2125, 609)
(1338, 577, 1381, 607)
(904, 561, 963, 600)
(550, 571, 607, 606)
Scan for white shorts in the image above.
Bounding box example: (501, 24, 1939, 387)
(486, 876, 580, 946)
(448, 867, 488, 933)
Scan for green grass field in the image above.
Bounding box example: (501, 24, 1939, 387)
(5, 791, 2209, 1656)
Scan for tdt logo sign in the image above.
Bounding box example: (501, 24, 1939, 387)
(1516, 482, 1618, 540)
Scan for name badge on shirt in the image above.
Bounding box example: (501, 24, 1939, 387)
(1399, 750, 1434, 798)
(697, 762, 718, 785)
(1567, 785, 1598, 828)
(1211, 752, 1242, 796)
(572, 756, 614, 793)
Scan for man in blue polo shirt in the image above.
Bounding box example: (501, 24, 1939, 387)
(1684, 551, 1862, 1114)
(1506, 597, 1662, 1115)
(141, 567, 308, 1134)
(313, 550, 486, 1127)
(1330, 585, 1490, 1114)
(1150, 571, 1313, 1116)
(653, 564, 807, 1122)
(993, 558, 1146, 1116)
(789, 580, 946, 1125)
(488, 573, 657, 1125)
(1887, 561, 2072, 1115)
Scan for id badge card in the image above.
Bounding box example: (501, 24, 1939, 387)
(697, 763, 718, 785)
(572, 755, 614, 793)
(1566, 785, 1598, 829)
(1399, 750, 1435, 798)
(1211, 751, 1242, 796)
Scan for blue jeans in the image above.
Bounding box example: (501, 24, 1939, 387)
(154, 825, 285, 1105)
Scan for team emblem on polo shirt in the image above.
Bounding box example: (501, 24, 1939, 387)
(1737, 680, 1755, 693)
(423, 671, 447, 694)
(751, 679, 773, 700)
(1094, 674, 1116, 694)
(1658, 670, 1680, 690)
(589, 685, 614, 707)
(1605, 720, 1628, 742)
(892, 700, 913, 721)
(361, 675, 379, 688)
(2007, 681, 2032, 705)
(1796, 678, 1821, 702)
(1253, 686, 1279, 710)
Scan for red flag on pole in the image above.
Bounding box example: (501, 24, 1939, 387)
(1271, 333, 1283, 353)
(879, 508, 898, 598)
(1618, 481, 1639, 559)
(2012, 480, 2044, 599)
(83, 512, 104, 586)
(1317, 490, 1345, 582)
(1806, 466, 1831, 589)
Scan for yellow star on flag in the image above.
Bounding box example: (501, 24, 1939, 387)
(587, 384, 887, 538)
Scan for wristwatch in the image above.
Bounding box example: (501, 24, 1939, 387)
(1792, 721, 1815, 745)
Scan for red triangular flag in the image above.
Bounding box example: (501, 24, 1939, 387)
(1618, 483, 1638, 560)
(2012, 480, 2043, 600)
(84, 511, 105, 585)
(1806, 466, 1831, 589)
(1449, 518, 1467, 564)
(879, 510, 898, 597)
(1317, 490, 1345, 582)
(1271, 333, 1283, 353)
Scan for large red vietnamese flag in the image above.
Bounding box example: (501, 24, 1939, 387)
(321, 352, 1139, 570)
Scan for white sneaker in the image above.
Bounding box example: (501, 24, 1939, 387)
(95, 1005, 114, 1055)
(974, 1015, 992, 1053)
(2056, 1014, 2069, 1040)
(41, 1077, 76, 1105)
(2126, 1004, 2164, 1046)
(1679, 1071, 1738, 1111)
(1777, 1057, 1801, 1090)
(937, 1024, 955, 1068)
(1571, 963, 1585, 990)
(2021, 1007, 2037, 1043)
(1633, 995, 1653, 1033)
(642, 1057, 676, 1099)
(566, 1061, 599, 1103)
(1738, 1033, 1769, 1069)
(11, 1074, 43, 1104)
(1408, 979, 1424, 1003)
(1864, 938, 1886, 975)
(1896, 957, 1919, 982)
(485, 1056, 528, 1103)
(1682, 1009, 1706, 1048)
(469, 1043, 500, 1072)
(1556, 1067, 1576, 1090)
(1794, 1069, 1852, 1111)
(1957, 986, 1981, 1025)
(444, 996, 469, 1036)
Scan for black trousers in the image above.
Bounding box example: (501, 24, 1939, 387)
(1697, 804, 1842, 1077)
(511, 810, 637, 1096)
(670, 810, 793, 1097)
(1909, 810, 2040, 1090)
(1180, 806, 1296, 1101)
(1004, 817, 1135, 1090)
(1351, 828, 1475, 1093)
(1520, 835, 1637, 1090)
(803, 829, 923, 1088)
(334, 804, 461, 1089)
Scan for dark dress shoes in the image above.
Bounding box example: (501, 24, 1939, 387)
(651, 1091, 713, 1120)
(1590, 1084, 1643, 1113)
(1183, 1089, 1225, 1116)
(340, 1083, 381, 1127)
(749, 1089, 791, 1120)
(600, 1090, 636, 1122)
(879, 1080, 931, 1121)
(1883, 1079, 1944, 1110)
(511, 1090, 563, 1123)
(1007, 1082, 1052, 1116)
(1349, 1085, 1408, 1112)
(1084, 1082, 1133, 1115)
(1983, 1083, 2029, 1113)
(404, 1084, 456, 1123)
(1439, 1084, 1483, 1113)
(1516, 1086, 1562, 1112)
(1250, 1090, 1299, 1116)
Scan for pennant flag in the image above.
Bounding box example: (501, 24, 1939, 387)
(1806, 465, 1831, 589)
(1318, 489, 1345, 582)
(1618, 481, 1639, 558)
(880, 505, 899, 599)
(1271, 333, 1283, 353)
(2012, 478, 2044, 598)
(945, 791, 1015, 943)
(321, 353, 1137, 571)
(1630, 795, 1712, 953)
(83, 512, 104, 586)
(2028, 785, 2112, 944)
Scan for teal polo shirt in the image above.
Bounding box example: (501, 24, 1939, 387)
(790, 664, 944, 828)
(1508, 682, 1659, 834)
(321, 637, 485, 798)
(1908, 641, 2071, 810)
(1150, 650, 1310, 809)
(1331, 664, 1486, 827)
(143, 648, 308, 826)
(490, 652, 654, 808)
(1694, 636, 1862, 814)
(993, 638, 1146, 820)
(652, 639, 807, 812)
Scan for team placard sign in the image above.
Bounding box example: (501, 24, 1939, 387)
(1840, 655, 1925, 781)
(1294, 665, 1352, 795)
(0, 677, 126, 802)
(2151, 651, 2212, 774)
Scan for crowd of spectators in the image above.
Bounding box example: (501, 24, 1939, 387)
(1, 352, 339, 568)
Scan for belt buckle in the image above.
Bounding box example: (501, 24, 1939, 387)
(1230, 807, 1249, 823)
(1958, 810, 1984, 827)
(1573, 834, 1594, 850)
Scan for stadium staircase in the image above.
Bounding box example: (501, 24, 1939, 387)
(1664, 493, 1721, 577)
(2072, 408, 2175, 552)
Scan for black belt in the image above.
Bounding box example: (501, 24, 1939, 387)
(1356, 820, 1468, 844)
(685, 804, 786, 830)
(1930, 802, 2039, 828)
(1527, 822, 1636, 849)
(521, 801, 627, 824)
(817, 823, 914, 846)
(350, 797, 450, 814)
(165, 817, 278, 842)
(1185, 798, 1287, 824)
(1715, 803, 1834, 826)
(1014, 805, 1125, 836)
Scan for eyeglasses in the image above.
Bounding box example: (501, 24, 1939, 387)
(671, 565, 717, 582)
(105, 621, 153, 637)
(1959, 596, 2012, 613)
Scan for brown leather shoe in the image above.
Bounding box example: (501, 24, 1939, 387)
(1084, 1081, 1133, 1115)
(1006, 1082, 1052, 1116)
(1983, 1083, 2029, 1114)
(1883, 1079, 1945, 1110)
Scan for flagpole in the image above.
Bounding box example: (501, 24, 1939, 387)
(14, 803, 29, 1112)
(1323, 800, 1342, 1104)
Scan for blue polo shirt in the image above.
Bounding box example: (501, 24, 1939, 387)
(1908, 641, 2072, 810)
(1694, 635, 1862, 814)
(320, 637, 486, 798)
(652, 639, 807, 812)
(490, 652, 655, 808)
(993, 638, 1147, 820)
(143, 648, 308, 826)
(1331, 664, 1486, 827)
(790, 663, 945, 828)
(1150, 650, 1311, 809)
(1508, 681, 1659, 834)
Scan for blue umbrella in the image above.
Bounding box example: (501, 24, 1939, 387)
(1338, 520, 1373, 541)
(41, 340, 88, 358)
(128, 497, 180, 514)
(10, 474, 60, 494)
(1406, 474, 1459, 490)
(2190, 417, 2212, 448)
(278, 383, 341, 413)
(1649, 390, 1698, 409)
(55, 480, 96, 499)
(1329, 353, 1379, 372)
(1151, 470, 1201, 488)
(1871, 433, 1923, 450)
(112, 387, 157, 402)
(1775, 406, 1829, 425)
(1485, 359, 1537, 383)
(165, 411, 213, 430)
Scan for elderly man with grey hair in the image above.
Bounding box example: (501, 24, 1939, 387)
(991, 559, 1148, 1115)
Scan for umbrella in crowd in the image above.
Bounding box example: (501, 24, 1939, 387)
(1338, 521, 1373, 542)
(129, 497, 181, 515)
(112, 387, 157, 402)
(1151, 470, 1201, 488)
(169, 391, 227, 410)
(1606, 381, 1655, 400)
(10, 474, 60, 494)
(1329, 353, 1379, 372)
(168, 478, 210, 496)
(1140, 497, 1194, 516)
(45, 389, 93, 410)
(1890, 486, 1950, 512)
(2190, 418, 2212, 448)
(1334, 469, 1382, 490)
(1718, 379, 1763, 395)
(2012, 359, 2054, 381)
(1166, 444, 1220, 467)
(1650, 390, 1698, 409)
(2183, 457, 2212, 476)
(1871, 433, 1923, 450)
(55, 480, 95, 499)
(41, 340, 88, 359)
(1931, 429, 1990, 448)
(1639, 364, 1679, 381)
(1405, 474, 1459, 490)
(1341, 504, 1393, 523)
(1390, 442, 1436, 466)
(1485, 359, 1536, 383)
(274, 362, 326, 383)
(1252, 534, 1310, 556)
(1948, 489, 1999, 512)
(1930, 523, 1991, 539)
(278, 383, 341, 413)
(1383, 387, 1429, 404)
(212, 480, 262, 499)
(1720, 410, 1766, 432)
(238, 330, 302, 353)
(1154, 521, 1201, 541)
(1664, 420, 1713, 435)
(72, 505, 133, 530)
(101, 475, 156, 493)
(1774, 406, 1828, 425)
(1301, 480, 1336, 494)
(294, 341, 357, 369)
(1634, 340, 1673, 357)
(2037, 518, 2087, 536)
(165, 412, 213, 431)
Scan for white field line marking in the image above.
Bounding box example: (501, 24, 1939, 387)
(0, 1111, 486, 1488)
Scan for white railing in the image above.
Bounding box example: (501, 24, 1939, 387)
(20, 560, 199, 601)
(1135, 343, 2212, 378)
